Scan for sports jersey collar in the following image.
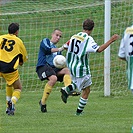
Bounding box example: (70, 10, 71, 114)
(8, 34, 16, 37)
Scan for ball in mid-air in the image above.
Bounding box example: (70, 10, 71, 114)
(53, 55, 66, 69)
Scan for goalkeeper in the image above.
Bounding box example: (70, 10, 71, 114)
(60, 18, 119, 115)
(36, 29, 80, 113)
(0, 23, 28, 115)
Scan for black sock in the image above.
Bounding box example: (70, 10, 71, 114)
(76, 108, 83, 113)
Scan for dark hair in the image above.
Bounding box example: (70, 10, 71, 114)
(8, 23, 19, 34)
(83, 19, 94, 31)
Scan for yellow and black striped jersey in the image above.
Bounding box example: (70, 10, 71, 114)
(0, 34, 28, 73)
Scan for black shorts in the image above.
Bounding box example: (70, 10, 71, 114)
(36, 64, 64, 82)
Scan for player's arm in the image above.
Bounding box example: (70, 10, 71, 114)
(19, 54, 23, 66)
(19, 42, 28, 65)
(97, 34, 119, 53)
(63, 40, 70, 50)
(51, 40, 70, 52)
(51, 47, 62, 52)
(51, 41, 70, 52)
(41, 38, 64, 53)
(51, 42, 69, 53)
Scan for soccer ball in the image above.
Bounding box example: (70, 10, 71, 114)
(53, 55, 66, 69)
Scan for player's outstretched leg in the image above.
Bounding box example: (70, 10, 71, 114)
(60, 87, 69, 103)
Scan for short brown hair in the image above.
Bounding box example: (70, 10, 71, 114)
(83, 19, 94, 31)
(8, 23, 19, 34)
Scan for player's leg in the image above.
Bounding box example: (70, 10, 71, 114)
(63, 74, 71, 86)
(60, 83, 77, 103)
(9, 78, 22, 115)
(62, 68, 71, 87)
(58, 68, 80, 96)
(75, 74, 92, 115)
(61, 74, 92, 115)
(41, 75, 57, 103)
(6, 85, 13, 114)
(60, 74, 84, 103)
(76, 86, 90, 115)
(37, 65, 57, 113)
(63, 73, 80, 96)
(2, 70, 21, 115)
(57, 67, 71, 87)
(39, 76, 56, 113)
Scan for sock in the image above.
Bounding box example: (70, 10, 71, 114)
(6, 86, 13, 107)
(76, 97, 88, 114)
(63, 74, 71, 87)
(66, 83, 77, 93)
(41, 83, 52, 105)
(11, 89, 21, 109)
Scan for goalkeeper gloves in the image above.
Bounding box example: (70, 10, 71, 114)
(63, 40, 69, 49)
(58, 44, 67, 51)
(58, 41, 70, 52)
(63, 43, 69, 49)
(58, 45, 65, 52)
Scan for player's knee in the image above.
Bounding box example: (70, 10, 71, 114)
(63, 68, 71, 74)
(49, 75, 57, 83)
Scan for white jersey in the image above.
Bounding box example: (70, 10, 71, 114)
(118, 25, 133, 90)
(66, 32, 100, 77)
(118, 25, 133, 60)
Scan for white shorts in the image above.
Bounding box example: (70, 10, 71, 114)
(71, 74, 92, 92)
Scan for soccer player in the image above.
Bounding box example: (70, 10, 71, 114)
(60, 18, 119, 115)
(118, 25, 133, 133)
(36, 29, 80, 113)
(118, 25, 133, 92)
(0, 23, 28, 115)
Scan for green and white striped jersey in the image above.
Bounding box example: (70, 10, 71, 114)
(118, 25, 133, 89)
(66, 32, 99, 77)
(118, 25, 133, 60)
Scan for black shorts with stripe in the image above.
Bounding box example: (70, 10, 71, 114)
(36, 64, 64, 82)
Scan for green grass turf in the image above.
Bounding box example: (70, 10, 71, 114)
(0, 89, 132, 133)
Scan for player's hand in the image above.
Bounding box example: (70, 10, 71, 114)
(19, 62, 23, 66)
(64, 40, 70, 49)
(58, 43, 68, 51)
(63, 43, 68, 49)
(111, 34, 119, 42)
(58, 45, 65, 52)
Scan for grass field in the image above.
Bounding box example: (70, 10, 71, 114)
(0, 89, 132, 133)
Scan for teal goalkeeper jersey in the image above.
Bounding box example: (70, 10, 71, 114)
(66, 32, 99, 78)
